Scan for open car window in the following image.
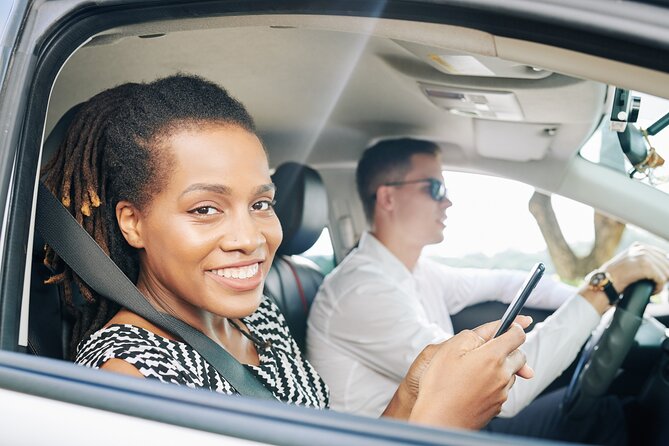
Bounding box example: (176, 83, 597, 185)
(2, 1, 669, 445)
(425, 170, 669, 290)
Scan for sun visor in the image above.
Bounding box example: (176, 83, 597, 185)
(475, 120, 558, 161)
(421, 83, 524, 121)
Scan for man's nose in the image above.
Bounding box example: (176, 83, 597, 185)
(440, 194, 453, 209)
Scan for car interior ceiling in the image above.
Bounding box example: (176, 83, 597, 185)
(44, 15, 669, 246)
(26, 14, 669, 370)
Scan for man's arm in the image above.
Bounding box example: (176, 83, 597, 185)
(501, 293, 600, 416)
(422, 261, 576, 315)
(503, 243, 669, 416)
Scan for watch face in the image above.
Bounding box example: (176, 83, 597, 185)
(590, 271, 607, 288)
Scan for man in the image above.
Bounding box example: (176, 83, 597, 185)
(307, 138, 669, 443)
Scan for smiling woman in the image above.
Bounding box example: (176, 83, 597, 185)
(42, 75, 326, 404)
(39, 72, 536, 430)
(41, 76, 331, 411)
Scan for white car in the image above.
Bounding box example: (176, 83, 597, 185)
(1, 0, 669, 444)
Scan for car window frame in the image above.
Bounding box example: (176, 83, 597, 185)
(3, 0, 669, 443)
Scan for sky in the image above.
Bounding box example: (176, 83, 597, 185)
(424, 172, 594, 257)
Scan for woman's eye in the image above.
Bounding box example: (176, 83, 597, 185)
(190, 206, 219, 216)
(252, 200, 276, 212)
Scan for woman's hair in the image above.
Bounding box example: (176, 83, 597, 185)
(42, 74, 256, 358)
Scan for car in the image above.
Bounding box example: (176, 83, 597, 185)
(1, 0, 669, 444)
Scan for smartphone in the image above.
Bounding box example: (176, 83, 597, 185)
(493, 262, 545, 338)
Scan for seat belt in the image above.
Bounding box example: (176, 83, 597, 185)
(35, 183, 275, 400)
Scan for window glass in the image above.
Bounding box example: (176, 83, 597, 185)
(302, 228, 336, 274)
(425, 171, 669, 303)
(424, 172, 548, 267)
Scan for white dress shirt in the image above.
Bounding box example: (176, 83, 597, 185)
(307, 232, 601, 418)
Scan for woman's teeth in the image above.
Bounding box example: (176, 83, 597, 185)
(211, 263, 259, 279)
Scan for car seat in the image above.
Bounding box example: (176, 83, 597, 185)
(264, 162, 329, 353)
(28, 104, 83, 359)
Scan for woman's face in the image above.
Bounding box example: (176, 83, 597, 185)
(118, 123, 282, 320)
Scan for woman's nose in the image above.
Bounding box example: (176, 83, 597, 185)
(220, 211, 265, 253)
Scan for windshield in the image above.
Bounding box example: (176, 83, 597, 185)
(581, 89, 669, 194)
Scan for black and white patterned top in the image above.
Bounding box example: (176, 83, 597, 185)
(75, 298, 329, 408)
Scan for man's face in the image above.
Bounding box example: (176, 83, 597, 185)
(387, 153, 452, 247)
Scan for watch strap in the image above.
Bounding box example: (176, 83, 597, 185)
(589, 270, 620, 304)
(602, 280, 620, 304)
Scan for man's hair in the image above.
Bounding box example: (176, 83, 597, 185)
(356, 138, 440, 223)
(42, 74, 255, 357)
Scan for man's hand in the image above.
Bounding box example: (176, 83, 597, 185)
(580, 243, 669, 314)
(384, 315, 533, 429)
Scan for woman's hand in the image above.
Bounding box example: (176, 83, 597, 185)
(383, 315, 533, 429)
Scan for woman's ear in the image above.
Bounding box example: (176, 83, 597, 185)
(116, 201, 145, 248)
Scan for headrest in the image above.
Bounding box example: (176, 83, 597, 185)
(42, 104, 83, 165)
(272, 162, 328, 256)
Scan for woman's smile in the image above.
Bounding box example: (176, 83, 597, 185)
(205, 260, 265, 292)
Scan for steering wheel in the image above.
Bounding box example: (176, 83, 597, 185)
(562, 279, 656, 418)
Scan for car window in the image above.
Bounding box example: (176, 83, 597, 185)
(302, 228, 336, 275)
(3, 1, 669, 444)
(425, 170, 669, 299)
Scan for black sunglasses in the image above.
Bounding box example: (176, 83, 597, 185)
(383, 177, 448, 202)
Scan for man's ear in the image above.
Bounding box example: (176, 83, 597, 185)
(116, 201, 145, 248)
(374, 185, 395, 213)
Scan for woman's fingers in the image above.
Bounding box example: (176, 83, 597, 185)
(507, 348, 534, 379)
(473, 318, 534, 379)
(473, 315, 532, 342)
(482, 323, 527, 356)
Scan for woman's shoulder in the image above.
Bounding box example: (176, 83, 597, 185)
(75, 324, 195, 381)
(76, 324, 238, 393)
(75, 324, 179, 366)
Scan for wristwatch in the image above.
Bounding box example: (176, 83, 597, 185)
(587, 270, 620, 305)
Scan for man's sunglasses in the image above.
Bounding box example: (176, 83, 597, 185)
(383, 178, 448, 202)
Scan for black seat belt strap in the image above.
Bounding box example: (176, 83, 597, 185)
(36, 182, 275, 400)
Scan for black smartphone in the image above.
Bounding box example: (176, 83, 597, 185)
(494, 262, 545, 338)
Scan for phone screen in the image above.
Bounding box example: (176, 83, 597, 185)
(493, 262, 545, 338)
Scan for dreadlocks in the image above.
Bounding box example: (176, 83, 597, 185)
(42, 74, 256, 358)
